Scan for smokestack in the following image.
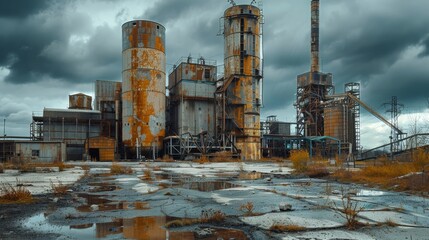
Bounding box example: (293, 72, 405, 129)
(311, 0, 319, 73)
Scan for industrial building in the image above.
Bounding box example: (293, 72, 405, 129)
(31, 93, 103, 161)
(2, 0, 404, 163)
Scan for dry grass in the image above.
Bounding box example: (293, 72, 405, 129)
(332, 150, 429, 192)
(384, 218, 398, 227)
(195, 155, 209, 164)
(110, 163, 133, 175)
(165, 218, 197, 228)
(333, 188, 364, 230)
(165, 209, 226, 229)
(269, 223, 306, 232)
(239, 202, 256, 216)
(0, 182, 33, 204)
(2, 160, 71, 172)
(306, 161, 330, 178)
(210, 151, 239, 162)
(289, 150, 310, 173)
(50, 180, 69, 195)
(200, 209, 226, 223)
(160, 155, 174, 162)
(141, 169, 152, 181)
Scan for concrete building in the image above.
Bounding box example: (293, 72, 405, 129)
(168, 57, 217, 136)
(0, 140, 65, 163)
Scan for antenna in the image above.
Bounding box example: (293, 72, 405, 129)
(228, 0, 236, 6)
(250, 0, 256, 5)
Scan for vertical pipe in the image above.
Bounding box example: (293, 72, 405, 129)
(311, 0, 320, 72)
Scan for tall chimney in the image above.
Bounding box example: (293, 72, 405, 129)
(311, 0, 319, 73)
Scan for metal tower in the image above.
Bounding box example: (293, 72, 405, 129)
(296, 0, 333, 137)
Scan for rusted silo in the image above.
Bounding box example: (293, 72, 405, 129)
(223, 5, 262, 160)
(69, 93, 92, 110)
(122, 20, 166, 158)
(324, 103, 355, 147)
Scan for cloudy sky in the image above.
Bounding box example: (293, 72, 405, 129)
(1, 0, 429, 149)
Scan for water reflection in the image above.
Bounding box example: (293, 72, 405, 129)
(24, 214, 248, 239)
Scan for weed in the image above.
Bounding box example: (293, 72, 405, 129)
(269, 223, 306, 232)
(239, 202, 255, 216)
(195, 155, 209, 164)
(110, 163, 133, 175)
(333, 188, 364, 230)
(165, 218, 197, 228)
(0, 182, 33, 204)
(210, 151, 238, 162)
(290, 150, 310, 173)
(384, 218, 398, 227)
(141, 169, 152, 181)
(50, 179, 69, 195)
(81, 165, 90, 171)
(161, 155, 174, 162)
(200, 209, 226, 223)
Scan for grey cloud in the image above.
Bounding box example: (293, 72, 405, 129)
(0, 0, 51, 18)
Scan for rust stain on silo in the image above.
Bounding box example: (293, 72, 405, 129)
(122, 20, 166, 153)
(223, 5, 262, 160)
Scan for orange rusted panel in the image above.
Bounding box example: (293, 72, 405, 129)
(69, 93, 92, 110)
(122, 20, 166, 152)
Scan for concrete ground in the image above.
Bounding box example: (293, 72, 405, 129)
(1, 161, 428, 240)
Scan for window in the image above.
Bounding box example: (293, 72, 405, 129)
(32, 150, 40, 157)
(204, 69, 210, 79)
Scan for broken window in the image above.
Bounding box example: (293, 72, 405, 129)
(32, 150, 40, 157)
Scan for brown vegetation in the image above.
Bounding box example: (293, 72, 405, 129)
(333, 189, 364, 230)
(0, 182, 33, 204)
(160, 155, 174, 162)
(290, 150, 310, 173)
(200, 208, 226, 223)
(50, 180, 69, 195)
(141, 169, 152, 181)
(269, 223, 306, 232)
(333, 149, 429, 192)
(239, 202, 256, 216)
(110, 163, 133, 175)
(2, 160, 71, 172)
(165, 209, 226, 228)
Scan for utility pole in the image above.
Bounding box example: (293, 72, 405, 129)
(3, 118, 5, 161)
(383, 96, 404, 157)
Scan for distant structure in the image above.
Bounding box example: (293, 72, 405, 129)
(121, 20, 166, 159)
(168, 57, 217, 136)
(296, 0, 333, 137)
(94, 80, 122, 157)
(68, 93, 92, 110)
(219, 4, 263, 160)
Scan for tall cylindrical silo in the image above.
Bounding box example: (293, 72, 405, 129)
(224, 5, 262, 160)
(122, 20, 166, 158)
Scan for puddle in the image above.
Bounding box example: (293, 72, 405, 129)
(24, 214, 248, 239)
(76, 193, 149, 212)
(181, 181, 240, 192)
(238, 171, 263, 180)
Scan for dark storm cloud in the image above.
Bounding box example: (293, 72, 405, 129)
(142, 0, 219, 25)
(0, 1, 121, 84)
(0, 0, 51, 18)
